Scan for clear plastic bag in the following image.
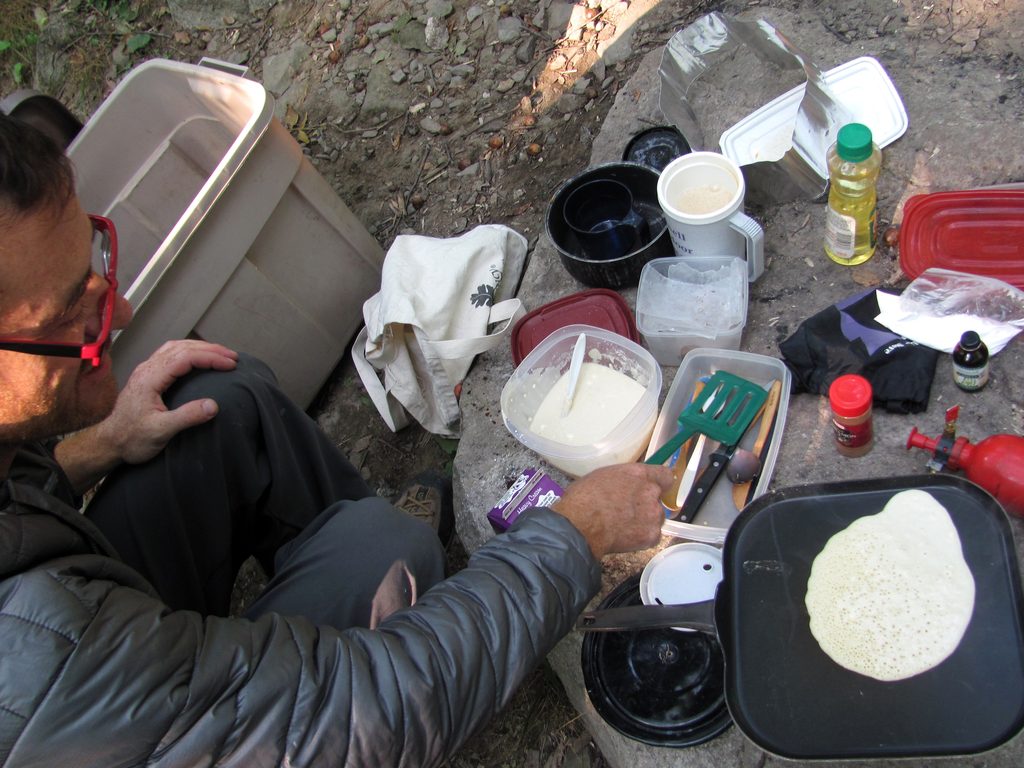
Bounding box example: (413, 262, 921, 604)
(900, 268, 1024, 326)
(874, 268, 1024, 354)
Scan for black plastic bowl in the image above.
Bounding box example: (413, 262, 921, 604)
(546, 162, 673, 289)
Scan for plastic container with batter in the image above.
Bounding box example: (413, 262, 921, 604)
(500, 324, 661, 477)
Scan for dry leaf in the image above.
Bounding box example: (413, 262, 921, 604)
(284, 105, 299, 129)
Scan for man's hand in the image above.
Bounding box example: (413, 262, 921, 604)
(95, 340, 239, 464)
(552, 463, 675, 560)
(55, 340, 238, 492)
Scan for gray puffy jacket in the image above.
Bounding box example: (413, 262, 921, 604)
(0, 444, 600, 767)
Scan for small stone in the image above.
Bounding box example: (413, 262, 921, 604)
(420, 117, 444, 134)
(322, 28, 338, 43)
(495, 78, 516, 93)
(496, 16, 523, 43)
(466, 5, 485, 23)
(391, 69, 407, 83)
(424, 17, 449, 49)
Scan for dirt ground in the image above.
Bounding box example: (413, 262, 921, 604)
(3, 0, 1022, 765)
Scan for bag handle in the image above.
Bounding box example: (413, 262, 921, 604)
(425, 299, 524, 360)
(351, 326, 411, 433)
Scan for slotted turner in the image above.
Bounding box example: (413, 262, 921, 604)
(646, 371, 768, 467)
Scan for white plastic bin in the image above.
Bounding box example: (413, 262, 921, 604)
(68, 59, 384, 407)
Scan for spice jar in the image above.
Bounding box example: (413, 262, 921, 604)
(829, 374, 873, 457)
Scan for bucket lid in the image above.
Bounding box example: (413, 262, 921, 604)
(898, 190, 1024, 289)
(510, 289, 639, 365)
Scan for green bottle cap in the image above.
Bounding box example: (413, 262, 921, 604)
(836, 123, 874, 163)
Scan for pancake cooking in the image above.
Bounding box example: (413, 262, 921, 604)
(804, 489, 976, 682)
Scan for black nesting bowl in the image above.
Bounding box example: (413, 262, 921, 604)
(546, 162, 673, 289)
(581, 572, 732, 747)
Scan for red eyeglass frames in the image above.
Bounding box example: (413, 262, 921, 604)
(0, 214, 119, 367)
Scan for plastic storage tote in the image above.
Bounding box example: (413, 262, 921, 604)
(68, 58, 384, 407)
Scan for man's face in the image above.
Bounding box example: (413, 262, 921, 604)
(0, 196, 132, 444)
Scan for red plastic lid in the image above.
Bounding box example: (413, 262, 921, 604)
(899, 190, 1024, 289)
(511, 289, 640, 365)
(829, 374, 873, 417)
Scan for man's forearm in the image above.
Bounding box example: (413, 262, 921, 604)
(54, 423, 123, 495)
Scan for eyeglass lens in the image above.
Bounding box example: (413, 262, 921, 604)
(91, 224, 111, 278)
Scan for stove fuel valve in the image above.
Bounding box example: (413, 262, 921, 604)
(907, 405, 1024, 519)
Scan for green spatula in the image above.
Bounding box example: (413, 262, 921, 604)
(646, 371, 768, 467)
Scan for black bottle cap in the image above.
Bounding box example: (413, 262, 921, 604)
(960, 330, 982, 349)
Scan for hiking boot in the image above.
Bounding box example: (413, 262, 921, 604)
(393, 471, 455, 548)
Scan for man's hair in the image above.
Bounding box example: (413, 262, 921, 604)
(0, 114, 75, 222)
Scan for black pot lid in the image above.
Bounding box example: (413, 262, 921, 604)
(623, 127, 691, 172)
(581, 572, 731, 747)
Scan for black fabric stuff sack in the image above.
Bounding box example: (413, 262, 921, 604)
(779, 288, 938, 414)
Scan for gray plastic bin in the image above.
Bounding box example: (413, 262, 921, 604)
(68, 59, 383, 406)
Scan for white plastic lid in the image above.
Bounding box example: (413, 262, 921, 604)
(640, 542, 723, 614)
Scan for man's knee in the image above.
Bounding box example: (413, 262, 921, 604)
(163, 353, 281, 414)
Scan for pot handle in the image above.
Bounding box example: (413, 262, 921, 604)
(576, 599, 717, 633)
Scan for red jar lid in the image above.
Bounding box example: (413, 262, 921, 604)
(510, 289, 639, 365)
(829, 374, 873, 417)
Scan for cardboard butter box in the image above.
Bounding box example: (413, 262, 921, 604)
(487, 468, 564, 532)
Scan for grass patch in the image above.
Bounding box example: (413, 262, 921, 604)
(0, 0, 44, 90)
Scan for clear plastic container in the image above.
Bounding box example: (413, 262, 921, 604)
(645, 348, 791, 543)
(636, 256, 748, 365)
(500, 324, 662, 478)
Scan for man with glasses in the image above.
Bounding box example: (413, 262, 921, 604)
(0, 113, 673, 765)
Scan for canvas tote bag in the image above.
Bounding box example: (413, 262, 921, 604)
(352, 225, 527, 436)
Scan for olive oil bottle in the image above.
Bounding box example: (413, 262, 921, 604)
(824, 123, 882, 266)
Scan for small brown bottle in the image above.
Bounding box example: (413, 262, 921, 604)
(952, 331, 989, 392)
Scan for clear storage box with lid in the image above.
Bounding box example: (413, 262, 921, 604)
(636, 256, 748, 366)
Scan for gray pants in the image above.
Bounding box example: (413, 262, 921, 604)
(86, 354, 445, 629)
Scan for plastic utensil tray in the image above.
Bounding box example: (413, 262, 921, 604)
(645, 348, 791, 543)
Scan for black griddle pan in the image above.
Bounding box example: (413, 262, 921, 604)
(580, 474, 1024, 759)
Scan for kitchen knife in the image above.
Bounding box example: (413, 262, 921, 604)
(732, 379, 783, 510)
(659, 379, 707, 512)
(673, 442, 734, 522)
(675, 433, 708, 509)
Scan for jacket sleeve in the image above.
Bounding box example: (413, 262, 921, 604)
(10, 508, 600, 768)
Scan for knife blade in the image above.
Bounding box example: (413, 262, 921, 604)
(576, 599, 717, 633)
(659, 379, 707, 512)
(674, 432, 708, 509)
